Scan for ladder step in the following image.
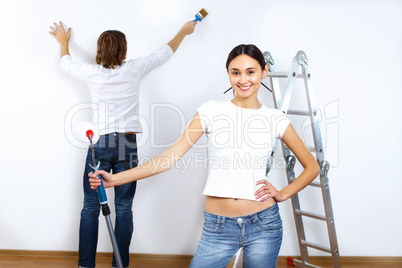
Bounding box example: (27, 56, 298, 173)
(301, 240, 331, 253)
(309, 181, 321, 187)
(284, 144, 316, 153)
(289, 178, 321, 188)
(295, 209, 326, 221)
(266, 71, 304, 78)
(307, 146, 317, 153)
(292, 259, 322, 268)
(287, 109, 311, 116)
(285, 144, 316, 153)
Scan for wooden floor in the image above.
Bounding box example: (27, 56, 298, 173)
(0, 251, 401, 268)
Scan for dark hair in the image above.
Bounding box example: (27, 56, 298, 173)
(225, 44, 266, 71)
(96, 30, 127, 69)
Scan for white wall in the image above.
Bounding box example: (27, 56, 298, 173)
(1, 0, 401, 258)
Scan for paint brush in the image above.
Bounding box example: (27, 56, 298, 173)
(195, 8, 208, 22)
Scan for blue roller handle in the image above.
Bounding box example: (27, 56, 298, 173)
(96, 174, 108, 204)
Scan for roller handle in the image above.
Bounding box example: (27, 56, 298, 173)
(96, 174, 108, 205)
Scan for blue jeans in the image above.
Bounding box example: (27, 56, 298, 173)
(190, 203, 283, 268)
(78, 133, 138, 268)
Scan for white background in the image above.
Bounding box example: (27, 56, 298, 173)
(0, 0, 401, 258)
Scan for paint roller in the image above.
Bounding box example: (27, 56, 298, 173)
(82, 125, 123, 268)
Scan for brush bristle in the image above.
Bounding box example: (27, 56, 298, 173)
(199, 8, 208, 18)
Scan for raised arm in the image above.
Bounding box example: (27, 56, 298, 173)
(255, 124, 320, 202)
(89, 112, 204, 189)
(49, 21, 71, 58)
(167, 21, 197, 53)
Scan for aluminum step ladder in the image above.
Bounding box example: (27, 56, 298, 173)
(263, 50, 341, 268)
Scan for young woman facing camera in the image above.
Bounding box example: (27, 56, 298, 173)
(89, 44, 320, 268)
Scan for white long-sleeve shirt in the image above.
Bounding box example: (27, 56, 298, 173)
(61, 45, 173, 135)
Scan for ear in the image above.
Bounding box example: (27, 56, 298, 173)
(262, 64, 269, 79)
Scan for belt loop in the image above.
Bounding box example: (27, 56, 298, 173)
(251, 213, 259, 224)
(217, 215, 225, 227)
(216, 215, 221, 230)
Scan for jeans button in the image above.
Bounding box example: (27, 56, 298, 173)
(237, 218, 243, 224)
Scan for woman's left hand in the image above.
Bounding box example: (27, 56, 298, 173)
(49, 21, 71, 45)
(255, 179, 286, 202)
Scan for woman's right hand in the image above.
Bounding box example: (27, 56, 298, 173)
(182, 20, 197, 35)
(88, 170, 116, 189)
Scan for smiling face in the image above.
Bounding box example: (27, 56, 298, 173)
(228, 54, 268, 101)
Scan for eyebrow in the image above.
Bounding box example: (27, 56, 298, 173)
(230, 67, 257, 71)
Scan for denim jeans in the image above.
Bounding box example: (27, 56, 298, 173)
(78, 132, 138, 268)
(190, 203, 283, 268)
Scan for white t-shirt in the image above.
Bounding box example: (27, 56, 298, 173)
(60, 45, 173, 135)
(197, 100, 290, 201)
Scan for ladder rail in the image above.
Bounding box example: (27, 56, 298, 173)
(285, 153, 311, 267)
(301, 62, 325, 164)
(263, 51, 282, 176)
(301, 54, 341, 267)
(319, 162, 342, 267)
(280, 65, 299, 113)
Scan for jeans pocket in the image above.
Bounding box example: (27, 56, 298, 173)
(93, 135, 110, 158)
(202, 221, 220, 233)
(125, 133, 136, 143)
(257, 214, 282, 231)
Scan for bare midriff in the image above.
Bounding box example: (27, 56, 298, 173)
(204, 196, 276, 217)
